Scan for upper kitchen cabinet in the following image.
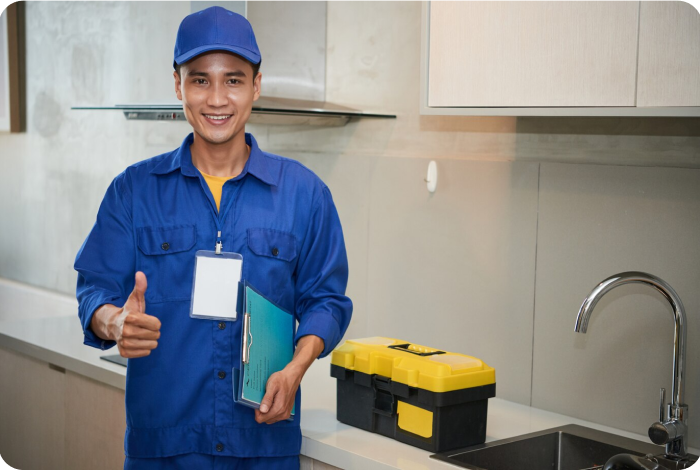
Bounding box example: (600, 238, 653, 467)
(420, 1, 700, 117)
(637, 1, 700, 107)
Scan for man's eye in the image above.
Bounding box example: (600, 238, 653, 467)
(194, 79, 206, 85)
(229, 79, 241, 85)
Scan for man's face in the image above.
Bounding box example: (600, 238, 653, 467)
(174, 51, 261, 146)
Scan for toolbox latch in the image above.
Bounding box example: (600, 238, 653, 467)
(372, 375, 395, 417)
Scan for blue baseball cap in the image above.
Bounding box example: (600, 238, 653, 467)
(173, 6, 261, 70)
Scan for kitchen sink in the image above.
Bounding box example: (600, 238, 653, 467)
(430, 424, 698, 470)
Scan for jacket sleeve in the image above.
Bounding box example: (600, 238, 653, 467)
(74, 171, 134, 350)
(293, 185, 353, 358)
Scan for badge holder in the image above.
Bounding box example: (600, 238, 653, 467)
(189, 250, 243, 321)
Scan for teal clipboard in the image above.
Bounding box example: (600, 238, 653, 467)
(232, 282, 296, 416)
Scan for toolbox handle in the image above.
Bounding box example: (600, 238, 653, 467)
(388, 343, 446, 357)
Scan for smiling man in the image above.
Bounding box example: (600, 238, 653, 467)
(74, 7, 352, 470)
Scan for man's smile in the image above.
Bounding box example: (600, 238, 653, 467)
(202, 114, 233, 121)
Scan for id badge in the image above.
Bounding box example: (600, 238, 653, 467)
(189, 250, 243, 320)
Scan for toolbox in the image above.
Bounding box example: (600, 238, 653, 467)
(330, 337, 496, 453)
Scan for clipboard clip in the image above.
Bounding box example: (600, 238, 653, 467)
(242, 312, 253, 364)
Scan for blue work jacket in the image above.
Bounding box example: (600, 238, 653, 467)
(74, 132, 352, 458)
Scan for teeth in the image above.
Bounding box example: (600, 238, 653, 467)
(205, 115, 231, 120)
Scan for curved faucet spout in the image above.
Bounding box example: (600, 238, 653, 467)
(575, 271, 690, 459)
(574, 271, 687, 410)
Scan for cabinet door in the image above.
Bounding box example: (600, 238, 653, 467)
(65, 371, 126, 470)
(0, 347, 66, 470)
(637, 1, 700, 107)
(427, 1, 639, 107)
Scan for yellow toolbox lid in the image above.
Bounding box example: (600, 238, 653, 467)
(331, 337, 495, 393)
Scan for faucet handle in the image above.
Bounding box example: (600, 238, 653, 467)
(658, 388, 666, 422)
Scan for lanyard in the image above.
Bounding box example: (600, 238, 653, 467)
(204, 180, 243, 255)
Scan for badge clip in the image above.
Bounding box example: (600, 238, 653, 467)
(215, 231, 223, 255)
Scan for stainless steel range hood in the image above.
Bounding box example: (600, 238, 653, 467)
(72, 96, 396, 127)
(72, 2, 396, 126)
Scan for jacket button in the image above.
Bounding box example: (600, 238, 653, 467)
(272, 247, 279, 256)
(217, 322, 226, 330)
(218, 371, 226, 379)
(161, 242, 170, 251)
(216, 443, 224, 452)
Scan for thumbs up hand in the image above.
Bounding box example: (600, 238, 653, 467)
(113, 271, 162, 358)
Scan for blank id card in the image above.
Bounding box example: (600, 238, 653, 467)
(189, 251, 243, 321)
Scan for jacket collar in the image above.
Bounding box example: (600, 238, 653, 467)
(150, 132, 278, 187)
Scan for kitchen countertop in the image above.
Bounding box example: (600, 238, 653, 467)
(1, 280, 697, 469)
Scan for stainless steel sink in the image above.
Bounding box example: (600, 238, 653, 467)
(430, 425, 698, 470)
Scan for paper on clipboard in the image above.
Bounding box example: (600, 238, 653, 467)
(233, 283, 295, 416)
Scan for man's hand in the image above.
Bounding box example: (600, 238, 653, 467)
(254, 369, 301, 424)
(90, 271, 161, 358)
(254, 335, 324, 424)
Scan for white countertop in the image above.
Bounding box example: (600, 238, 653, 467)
(1, 279, 696, 469)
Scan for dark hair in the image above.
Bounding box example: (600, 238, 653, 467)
(175, 54, 261, 80)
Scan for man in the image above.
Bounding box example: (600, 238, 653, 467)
(74, 7, 352, 469)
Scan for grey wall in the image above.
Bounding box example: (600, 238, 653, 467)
(1, 1, 699, 447)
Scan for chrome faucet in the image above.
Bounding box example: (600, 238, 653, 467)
(574, 271, 689, 460)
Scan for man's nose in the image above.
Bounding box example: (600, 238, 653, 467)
(207, 82, 227, 108)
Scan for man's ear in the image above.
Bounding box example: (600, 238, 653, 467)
(174, 70, 183, 101)
(253, 72, 262, 101)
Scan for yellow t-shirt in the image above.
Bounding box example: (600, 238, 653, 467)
(200, 171, 236, 212)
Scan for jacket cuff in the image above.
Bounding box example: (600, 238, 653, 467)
(294, 312, 341, 359)
(80, 293, 124, 351)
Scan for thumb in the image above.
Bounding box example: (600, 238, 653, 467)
(125, 271, 148, 312)
(260, 383, 277, 413)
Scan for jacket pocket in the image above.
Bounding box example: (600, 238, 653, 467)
(137, 225, 196, 255)
(137, 224, 197, 303)
(246, 229, 298, 307)
(247, 228, 298, 262)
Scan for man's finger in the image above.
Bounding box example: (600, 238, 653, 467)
(120, 338, 158, 350)
(125, 312, 161, 331)
(125, 271, 148, 312)
(259, 382, 278, 413)
(119, 349, 151, 359)
(258, 399, 291, 425)
(123, 324, 161, 340)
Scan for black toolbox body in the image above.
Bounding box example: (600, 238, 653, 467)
(330, 338, 496, 453)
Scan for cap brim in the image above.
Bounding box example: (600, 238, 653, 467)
(174, 44, 261, 69)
